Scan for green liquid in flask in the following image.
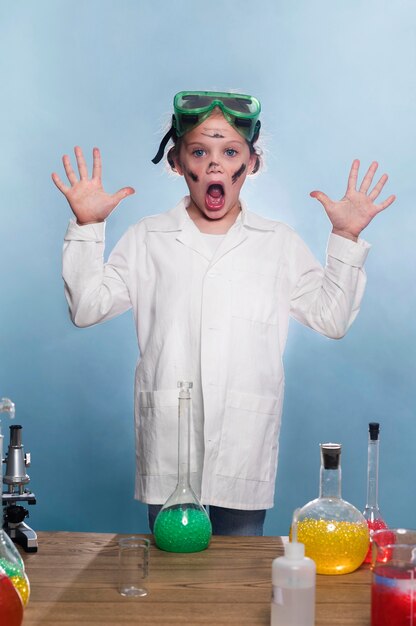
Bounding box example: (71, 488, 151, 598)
(153, 382, 212, 553)
(154, 504, 212, 552)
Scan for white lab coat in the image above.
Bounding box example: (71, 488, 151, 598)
(63, 197, 370, 509)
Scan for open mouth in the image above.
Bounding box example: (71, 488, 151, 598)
(205, 183, 225, 211)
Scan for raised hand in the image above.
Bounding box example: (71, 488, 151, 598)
(310, 160, 396, 241)
(51, 146, 135, 225)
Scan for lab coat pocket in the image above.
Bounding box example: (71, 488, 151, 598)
(137, 389, 180, 477)
(231, 260, 280, 325)
(216, 390, 281, 482)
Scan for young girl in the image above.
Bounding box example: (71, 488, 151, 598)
(52, 91, 395, 536)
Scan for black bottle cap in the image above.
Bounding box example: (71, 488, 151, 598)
(369, 422, 380, 441)
(320, 443, 341, 469)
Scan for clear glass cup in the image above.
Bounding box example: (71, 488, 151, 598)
(371, 528, 416, 626)
(118, 536, 150, 598)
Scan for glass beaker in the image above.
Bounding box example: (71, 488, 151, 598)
(371, 528, 416, 626)
(295, 443, 369, 575)
(153, 382, 212, 553)
(118, 536, 149, 597)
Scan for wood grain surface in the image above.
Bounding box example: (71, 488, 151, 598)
(20, 532, 371, 625)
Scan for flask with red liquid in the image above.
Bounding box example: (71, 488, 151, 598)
(0, 567, 23, 626)
(371, 528, 416, 626)
(362, 422, 387, 563)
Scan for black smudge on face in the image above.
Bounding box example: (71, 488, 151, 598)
(187, 170, 199, 182)
(202, 132, 225, 138)
(232, 163, 247, 184)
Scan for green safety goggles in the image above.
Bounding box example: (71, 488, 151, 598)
(152, 91, 261, 164)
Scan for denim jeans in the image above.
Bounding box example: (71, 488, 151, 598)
(148, 504, 266, 536)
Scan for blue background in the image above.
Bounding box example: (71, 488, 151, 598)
(0, 0, 414, 536)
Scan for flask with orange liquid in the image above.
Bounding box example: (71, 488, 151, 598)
(295, 442, 369, 575)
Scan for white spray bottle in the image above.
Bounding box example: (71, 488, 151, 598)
(271, 508, 316, 626)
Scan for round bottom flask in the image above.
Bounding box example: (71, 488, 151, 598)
(154, 503, 211, 553)
(0, 532, 30, 606)
(153, 383, 212, 553)
(0, 568, 24, 626)
(296, 443, 369, 575)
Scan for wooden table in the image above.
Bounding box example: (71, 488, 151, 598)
(21, 532, 372, 625)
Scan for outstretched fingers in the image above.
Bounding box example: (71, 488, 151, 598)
(51, 172, 70, 194)
(112, 187, 136, 206)
(62, 154, 78, 185)
(92, 147, 102, 180)
(376, 193, 396, 212)
(368, 173, 388, 201)
(359, 161, 379, 194)
(74, 146, 89, 180)
(346, 159, 360, 193)
(310, 190, 332, 210)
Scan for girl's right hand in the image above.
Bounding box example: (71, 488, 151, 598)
(51, 146, 135, 225)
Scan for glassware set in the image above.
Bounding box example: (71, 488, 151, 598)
(2, 385, 404, 624)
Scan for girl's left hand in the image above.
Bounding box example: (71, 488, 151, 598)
(310, 160, 396, 241)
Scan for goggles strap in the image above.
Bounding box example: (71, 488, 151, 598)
(151, 116, 177, 164)
(251, 120, 261, 145)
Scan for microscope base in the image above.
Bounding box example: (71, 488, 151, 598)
(4, 521, 38, 553)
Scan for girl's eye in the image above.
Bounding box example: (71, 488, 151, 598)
(192, 149, 205, 157)
(225, 148, 237, 157)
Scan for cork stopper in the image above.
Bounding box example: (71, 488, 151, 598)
(369, 422, 380, 441)
(320, 443, 341, 469)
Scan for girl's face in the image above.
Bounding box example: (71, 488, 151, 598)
(173, 111, 256, 230)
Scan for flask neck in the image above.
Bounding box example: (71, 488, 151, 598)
(319, 467, 342, 498)
(177, 396, 191, 487)
(365, 437, 380, 510)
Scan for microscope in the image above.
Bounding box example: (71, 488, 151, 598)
(2, 425, 38, 553)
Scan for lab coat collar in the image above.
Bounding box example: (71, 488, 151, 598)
(145, 197, 277, 233)
(240, 202, 277, 232)
(145, 197, 276, 263)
